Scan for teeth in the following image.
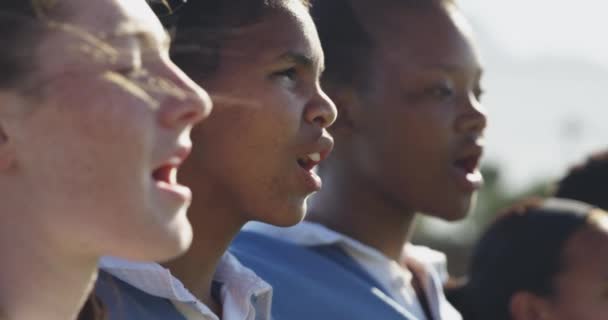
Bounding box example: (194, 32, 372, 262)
(169, 167, 177, 184)
(308, 153, 321, 162)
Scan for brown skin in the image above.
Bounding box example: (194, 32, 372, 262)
(511, 215, 608, 320)
(164, 1, 336, 313)
(308, 1, 486, 262)
(549, 223, 608, 320)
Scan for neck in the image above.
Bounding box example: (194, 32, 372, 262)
(162, 184, 246, 316)
(0, 208, 98, 320)
(307, 164, 416, 262)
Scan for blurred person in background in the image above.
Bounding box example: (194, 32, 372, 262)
(0, 0, 211, 319)
(96, 0, 337, 319)
(448, 150, 608, 318)
(553, 149, 608, 210)
(233, 0, 486, 319)
(453, 198, 608, 320)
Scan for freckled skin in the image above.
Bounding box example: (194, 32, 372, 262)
(2, 0, 211, 261)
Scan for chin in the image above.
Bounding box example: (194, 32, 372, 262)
(426, 195, 476, 222)
(162, 220, 194, 260)
(445, 195, 477, 221)
(138, 219, 194, 262)
(262, 201, 307, 227)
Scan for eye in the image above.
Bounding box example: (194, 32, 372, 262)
(426, 84, 454, 100)
(272, 67, 298, 82)
(115, 63, 144, 78)
(115, 66, 137, 76)
(114, 50, 143, 77)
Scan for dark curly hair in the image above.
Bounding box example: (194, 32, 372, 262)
(157, 0, 310, 81)
(554, 150, 608, 210)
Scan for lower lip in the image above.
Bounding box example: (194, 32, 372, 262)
(155, 181, 192, 203)
(297, 166, 322, 192)
(452, 166, 483, 192)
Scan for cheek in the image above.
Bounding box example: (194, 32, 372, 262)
(375, 113, 444, 164)
(551, 278, 604, 320)
(243, 92, 302, 146)
(192, 106, 295, 176)
(30, 88, 153, 184)
(50, 74, 156, 141)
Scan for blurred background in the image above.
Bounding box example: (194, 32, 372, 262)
(412, 0, 608, 276)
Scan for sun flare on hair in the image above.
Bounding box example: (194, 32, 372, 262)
(103, 71, 160, 109)
(30, 0, 58, 18)
(588, 209, 608, 231)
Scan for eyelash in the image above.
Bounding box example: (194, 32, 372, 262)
(114, 50, 144, 77)
(115, 62, 143, 78)
(424, 84, 485, 102)
(426, 85, 454, 99)
(116, 66, 136, 76)
(273, 67, 298, 82)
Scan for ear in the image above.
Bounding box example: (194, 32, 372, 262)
(510, 291, 552, 320)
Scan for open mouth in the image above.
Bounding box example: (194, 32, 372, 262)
(152, 164, 177, 184)
(297, 152, 321, 171)
(453, 155, 480, 174)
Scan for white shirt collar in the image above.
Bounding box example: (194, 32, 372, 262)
(99, 253, 272, 320)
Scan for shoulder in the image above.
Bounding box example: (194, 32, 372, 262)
(230, 231, 419, 320)
(95, 272, 186, 320)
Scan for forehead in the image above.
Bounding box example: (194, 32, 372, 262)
(561, 223, 608, 273)
(59, 0, 165, 40)
(219, 2, 322, 68)
(359, 2, 479, 71)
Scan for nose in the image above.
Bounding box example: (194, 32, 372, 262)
(157, 60, 213, 129)
(304, 84, 338, 128)
(455, 92, 487, 135)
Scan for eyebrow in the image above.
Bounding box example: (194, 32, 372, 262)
(423, 63, 483, 77)
(277, 51, 325, 73)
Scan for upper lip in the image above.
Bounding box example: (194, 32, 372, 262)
(297, 135, 335, 169)
(155, 144, 192, 170)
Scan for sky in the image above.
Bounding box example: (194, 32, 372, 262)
(457, 0, 608, 191)
(460, 1, 608, 68)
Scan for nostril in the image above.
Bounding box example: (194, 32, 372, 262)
(305, 89, 337, 128)
(313, 115, 326, 127)
(178, 110, 203, 124)
(306, 103, 337, 129)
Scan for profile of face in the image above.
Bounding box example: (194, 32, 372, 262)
(346, 2, 486, 220)
(535, 211, 608, 320)
(179, 0, 336, 226)
(0, 0, 212, 260)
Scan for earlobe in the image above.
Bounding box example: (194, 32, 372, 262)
(510, 291, 552, 320)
